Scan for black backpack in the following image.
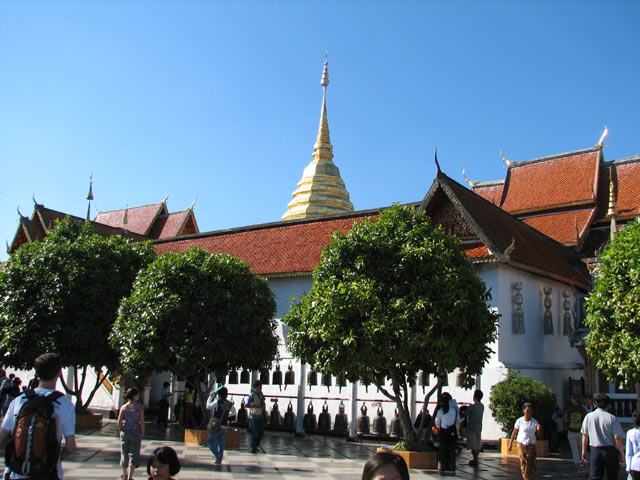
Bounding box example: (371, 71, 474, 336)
(4, 390, 64, 480)
(207, 399, 232, 433)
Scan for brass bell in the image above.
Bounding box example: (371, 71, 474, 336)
(228, 370, 239, 384)
(318, 400, 331, 433)
(236, 399, 249, 427)
(284, 364, 295, 389)
(270, 399, 282, 426)
(357, 403, 370, 435)
(283, 401, 296, 430)
(240, 369, 250, 384)
(260, 368, 270, 385)
(321, 373, 332, 391)
(272, 364, 283, 390)
(360, 376, 371, 393)
(336, 373, 347, 393)
(372, 406, 387, 436)
(390, 408, 403, 438)
(303, 402, 317, 432)
(333, 400, 348, 435)
(419, 371, 429, 394)
(307, 370, 318, 387)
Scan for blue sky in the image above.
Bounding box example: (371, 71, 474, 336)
(1, 1, 639, 261)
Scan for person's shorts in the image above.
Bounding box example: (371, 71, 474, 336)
(467, 429, 481, 451)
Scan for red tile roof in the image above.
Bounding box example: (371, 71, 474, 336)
(501, 148, 601, 214)
(594, 157, 640, 222)
(520, 209, 596, 245)
(154, 214, 371, 275)
(461, 244, 491, 259)
(95, 203, 165, 236)
(149, 210, 194, 239)
(471, 182, 504, 206)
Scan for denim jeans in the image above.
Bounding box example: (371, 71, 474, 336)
(208, 426, 227, 461)
(249, 415, 265, 451)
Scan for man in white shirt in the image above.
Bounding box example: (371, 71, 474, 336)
(581, 393, 625, 480)
(0, 353, 76, 479)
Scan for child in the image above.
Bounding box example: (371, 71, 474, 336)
(147, 446, 181, 480)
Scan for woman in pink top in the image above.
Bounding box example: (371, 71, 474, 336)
(118, 388, 145, 480)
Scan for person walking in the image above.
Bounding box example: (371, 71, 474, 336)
(627, 409, 640, 480)
(246, 380, 266, 453)
(509, 402, 541, 480)
(118, 387, 145, 480)
(183, 383, 194, 428)
(434, 392, 460, 474)
(157, 381, 171, 428)
(0, 353, 76, 479)
(0, 369, 10, 418)
(206, 386, 236, 464)
(465, 389, 484, 467)
(564, 394, 587, 476)
(1, 377, 22, 416)
(581, 393, 625, 480)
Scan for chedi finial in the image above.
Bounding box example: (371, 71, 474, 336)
(321, 60, 330, 88)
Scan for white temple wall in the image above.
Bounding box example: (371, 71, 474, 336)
(141, 263, 585, 441)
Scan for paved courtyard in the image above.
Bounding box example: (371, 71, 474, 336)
(36, 420, 618, 480)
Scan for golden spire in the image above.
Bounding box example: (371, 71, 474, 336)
(282, 59, 354, 221)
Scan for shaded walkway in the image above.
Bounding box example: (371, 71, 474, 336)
(44, 420, 603, 479)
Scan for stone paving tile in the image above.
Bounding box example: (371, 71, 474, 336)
(23, 420, 626, 479)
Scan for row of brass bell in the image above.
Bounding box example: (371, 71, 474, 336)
(302, 401, 350, 434)
(225, 365, 297, 388)
(357, 403, 404, 437)
(306, 371, 348, 391)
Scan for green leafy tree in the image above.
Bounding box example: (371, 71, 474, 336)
(111, 247, 278, 426)
(585, 219, 640, 387)
(489, 370, 557, 436)
(283, 205, 499, 449)
(0, 218, 155, 412)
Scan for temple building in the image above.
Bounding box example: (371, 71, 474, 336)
(5, 61, 640, 441)
(9, 196, 199, 254)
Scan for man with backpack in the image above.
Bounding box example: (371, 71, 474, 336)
(0, 353, 76, 479)
(206, 386, 236, 465)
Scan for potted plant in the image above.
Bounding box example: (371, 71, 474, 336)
(489, 370, 556, 457)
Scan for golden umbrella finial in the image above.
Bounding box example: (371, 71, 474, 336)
(321, 56, 329, 88)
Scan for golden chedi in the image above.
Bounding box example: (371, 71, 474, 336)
(282, 61, 354, 221)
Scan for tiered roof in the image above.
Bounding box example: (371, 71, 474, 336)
(155, 171, 589, 289)
(8, 203, 147, 253)
(9, 199, 199, 254)
(470, 146, 640, 254)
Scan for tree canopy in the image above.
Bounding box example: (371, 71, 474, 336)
(585, 219, 640, 387)
(489, 370, 557, 436)
(0, 218, 155, 411)
(283, 205, 499, 447)
(111, 247, 278, 415)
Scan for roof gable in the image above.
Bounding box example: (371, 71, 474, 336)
(418, 173, 590, 289)
(95, 203, 165, 236)
(149, 210, 199, 239)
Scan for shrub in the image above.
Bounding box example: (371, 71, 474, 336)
(489, 370, 557, 436)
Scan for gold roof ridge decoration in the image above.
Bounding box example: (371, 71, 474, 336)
(282, 60, 354, 221)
